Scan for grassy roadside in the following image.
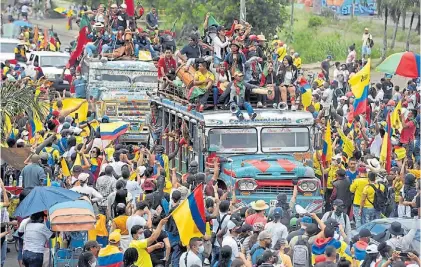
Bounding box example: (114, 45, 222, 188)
(279, 8, 420, 64)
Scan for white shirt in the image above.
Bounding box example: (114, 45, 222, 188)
(212, 212, 231, 247)
(21, 5, 29, 13)
(126, 214, 147, 240)
(179, 250, 202, 267)
(264, 221, 288, 249)
(375, 89, 384, 102)
(212, 35, 230, 60)
(222, 234, 240, 261)
(370, 134, 383, 158)
(126, 180, 142, 204)
(321, 88, 333, 107)
(109, 161, 128, 177)
(70, 184, 103, 203)
(22, 222, 53, 253)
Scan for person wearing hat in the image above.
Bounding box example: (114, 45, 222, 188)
(133, 27, 158, 59)
(20, 154, 47, 188)
(223, 41, 247, 75)
(362, 27, 373, 60)
(351, 228, 372, 262)
(221, 220, 242, 261)
(83, 240, 101, 258)
(322, 199, 351, 240)
(225, 71, 257, 120)
(255, 35, 266, 61)
(250, 230, 272, 265)
(146, 6, 159, 30)
(286, 215, 313, 242)
(264, 207, 288, 249)
(71, 173, 103, 204)
(397, 173, 417, 218)
(97, 230, 124, 266)
(245, 200, 269, 226)
(116, 3, 130, 29)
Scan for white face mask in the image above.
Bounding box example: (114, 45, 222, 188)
(198, 245, 204, 254)
(90, 260, 97, 267)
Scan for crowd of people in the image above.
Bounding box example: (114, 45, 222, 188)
(1, 2, 421, 267)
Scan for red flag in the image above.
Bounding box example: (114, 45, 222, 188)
(68, 15, 91, 67)
(125, 0, 135, 17)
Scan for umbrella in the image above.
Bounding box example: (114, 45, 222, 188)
(14, 187, 81, 218)
(376, 51, 420, 78)
(12, 20, 32, 28)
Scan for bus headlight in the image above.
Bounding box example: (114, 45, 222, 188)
(297, 179, 319, 192)
(237, 179, 257, 191)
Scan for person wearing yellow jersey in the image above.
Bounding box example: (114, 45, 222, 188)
(359, 172, 385, 224)
(129, 216, 169, 267)
(276, 42, 287, 62)
(313, 150, 323, 179)
(350, 169, 369, 228)
(14, 43, 27, 62)
(149, 144, 179, 193)
(2, 60, 11, 76)
(293, 52, 302, 70)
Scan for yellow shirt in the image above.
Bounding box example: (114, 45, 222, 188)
(30, 136, 45, 145)
(327, 165, 343, 189)
(362, 183, 386, 208)
(279, 253, 293, 267)
(408, 169, 420, 179)
(3, 66, 10, 76)
(350, 177, 369, 206)
(312, 102, 321, 112)
(392, 179, 403, 203)
(43, 147, 60, 163)
(313, 151, 322, 176)
(129, 239, 152, 267)
(112, 215, 129, 235)
(293, 57, 302, 69)
(194, 71, 214, 90)
(277, 46, 287, 62)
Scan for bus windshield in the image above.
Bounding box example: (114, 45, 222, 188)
(261, 127, 310, 152)
(208, 128, 257, 153)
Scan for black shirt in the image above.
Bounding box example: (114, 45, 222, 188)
(144, 229, 168, 264)
(180, 44, 204, 59)
(117, 12, 128, 28)
(382, 81, 394, 101)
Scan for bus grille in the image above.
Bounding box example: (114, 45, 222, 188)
(253, 186, 293, 194)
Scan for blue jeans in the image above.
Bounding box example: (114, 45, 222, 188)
(85, 43, 97, 57)
(212, 86, 219, 105)
(363, 207, 378, 224)
(353, 205, 363, 228)
(135, 43, 157, 58)
(1, 239, 6, 267)
(211, 246, 220, 267)
(22, 250, 44, 267)
(171, 244, 182, 267)
(362, 45, 371, 56)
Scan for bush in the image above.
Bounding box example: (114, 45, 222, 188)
(308, 16, 323, 28)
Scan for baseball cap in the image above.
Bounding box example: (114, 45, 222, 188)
(137, 165, 146, 176)
(261, 250, 276, 262)
(109, 230, 121, 243)
(120, 3, 127, 8)
(366, 244, 378, 254)
(78, 173, 89, 182)
(325, 218, 339, 228)
(332, 199, 344, 206)
(39, 152, 49, 161)
(273, 207, 283, 217)
(258, 230, 271, 240)
(359, 228, 372, 238)
(301, 216, 312, 224)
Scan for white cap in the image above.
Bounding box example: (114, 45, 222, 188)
(78, 173, 89, 182)
(16, 139, 25, 144)
(137, 165, 146, 176)
(120, 3, 127, 8)
(340, 96, 348, 100)
(111, 3, 117, 8)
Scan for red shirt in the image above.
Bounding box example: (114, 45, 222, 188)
(400, 118, 416, 144)
(157, 57, 176, 78)
(245, 213, 267, 226)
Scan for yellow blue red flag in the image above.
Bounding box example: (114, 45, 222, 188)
(172, 184, 206, 246)
(299, 78, 312, 110)
(349, 59, 370, 116)
(321, 120, 333, 167)
(99, 122, 129, 140)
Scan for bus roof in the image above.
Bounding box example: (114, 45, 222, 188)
(151, 97, 314, 127)
(84, 59, 157, 71)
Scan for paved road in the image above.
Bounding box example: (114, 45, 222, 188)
(4, 240, 19, 267)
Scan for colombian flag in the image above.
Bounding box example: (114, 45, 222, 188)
(380, 112, 392, 173)
(321, 120, 332, 167)
(172, 184, 206, 246)
(97, 244, 123, 267)
(349, 59, 370, 116)
(299, 78, 312, 110)
(26, 115, 44, 140)
(100, 122, 129, 140)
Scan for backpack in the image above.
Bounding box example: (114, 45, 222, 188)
(42, 147, 57, 167)
(292, 235, 310, 267)
(368, 183, 388, 212)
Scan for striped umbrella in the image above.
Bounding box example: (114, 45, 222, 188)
(376, 51, 420, 78)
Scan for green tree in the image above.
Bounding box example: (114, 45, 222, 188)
(0, 81, 47, 142)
